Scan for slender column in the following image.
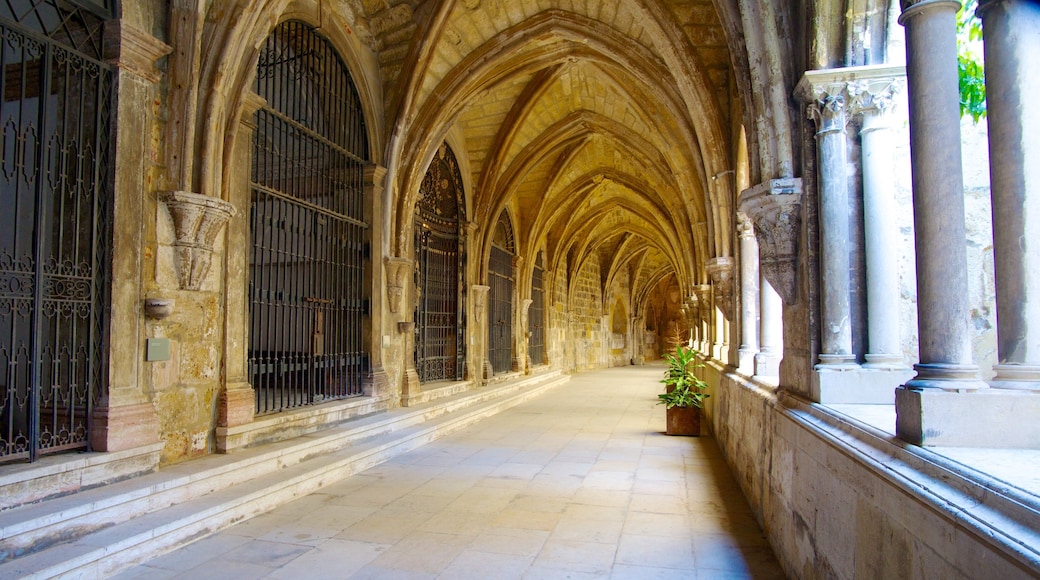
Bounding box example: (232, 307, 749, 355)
(898, 0, 986, 391)
(756, 276, 782, 378)
(807, 88, 857, 368)
(979, 0, 1040, 390)
(695, 285, 712, 354)
(737, 213, 760, 374)
(854, 77, 908, 369)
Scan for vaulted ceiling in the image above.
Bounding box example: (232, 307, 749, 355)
(341, 0, 740, 303)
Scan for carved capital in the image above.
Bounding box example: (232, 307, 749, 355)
(706, 257, 735, 321)
(738, 178, 803, 305)
(385, 257, 413, 314)
(694, 284, 713, 316)
(160, 191, 236, 291)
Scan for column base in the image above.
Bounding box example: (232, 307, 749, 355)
(401, 368, 421, 406)
(738, 348, 758, 375)
(863, 353, 908, 370)
(990, 364, 1040, 391)
(90, 402, 161, 452)
(755, 351, 781, 378)
(905, 363, 989, 392)
(364, 367, 390, 397)
(814, 367, 916, 404)
(816, 353, 860, 370)
(896, 386, 1040, 447)
(218, 382, 255, 428)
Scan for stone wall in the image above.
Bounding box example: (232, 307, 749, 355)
(702, 362, 1037, 579)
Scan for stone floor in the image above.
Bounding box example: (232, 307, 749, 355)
(114, 365, 785, 579)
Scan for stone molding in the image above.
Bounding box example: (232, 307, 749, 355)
(738, 178, 803, 305)
(103, 21, 172, 83)
(471, 285, 490, 322)
(385, 257, 413, 314)
(160, 191, 236, 291)
(706, 257, 735, 321)
(736, 212, 756, 240)
(797, 65, 907, 116)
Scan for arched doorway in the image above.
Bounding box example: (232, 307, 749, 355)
(488, 212, 516, 374)
(0, 0, 116, 463)
(414, 144, 466, 383)
(248, 20, 370, 415)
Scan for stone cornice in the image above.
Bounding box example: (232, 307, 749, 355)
(706, 257, 735, 321)
(103, 21, 172, 84)
(796, 64, 907, 104)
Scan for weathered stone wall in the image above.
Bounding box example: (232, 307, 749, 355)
(703, 363, 1036, 579)
(569, 256, 607, 372)
(605, 266, 632, 367)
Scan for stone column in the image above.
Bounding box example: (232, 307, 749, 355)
(895, 0, 995, 447)
(852, 74, 908, 369)
(695, 285, 713, 354)
(757, 276, 783, 379)
(737, 213, 760, 374)
(471, 285, 492, 382)
(979, 0, 1040, 391)
(521, 298, 533, 373)
(92, 23, 170, 455)
(803, 82, 857, 368)
(363, 165, 389, 397)
(897, 0, 987, 392)
(631, 315, 645, 365)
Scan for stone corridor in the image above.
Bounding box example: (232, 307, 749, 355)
(113, 366, 783, 579)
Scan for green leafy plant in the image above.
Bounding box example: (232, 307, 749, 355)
(657, 346, 710, 409)
(957, 0, 986, 123)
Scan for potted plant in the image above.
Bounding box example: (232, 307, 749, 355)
(658, 345, 709, 436)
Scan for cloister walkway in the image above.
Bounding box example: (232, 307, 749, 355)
(114, 366, 785, 579)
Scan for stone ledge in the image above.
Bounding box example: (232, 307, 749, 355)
(0, 443, 163, 512)
(813, 367, 916, 404)
(216, 395, 392, 453)
(402, 380, 476, 407)
(896, 387, 1040, 448)
(777, 387, 1040, 573)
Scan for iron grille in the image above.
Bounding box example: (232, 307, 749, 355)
(488, 246, 513, 374)
(0, 1, 114, 463)
(249, 20, 369, 416)
(414, 144, 465, 383)
(529, 259, 545, 365)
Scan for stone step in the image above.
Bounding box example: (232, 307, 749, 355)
(0, 370, 569, 578)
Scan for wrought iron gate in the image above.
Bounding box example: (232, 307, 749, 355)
(249, 21, 369, 415)
(414, 144, 465, 383)
(529, 257, 545, 366)
(488, 246, 513, 373)
(0, 1, 114, 463)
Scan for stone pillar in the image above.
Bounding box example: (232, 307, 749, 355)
(521, 298, 533, 373)
(852, 73, 908, 369)
(92, 23, 170, 454)
(695, 285, 712, 354)
(757, 276, 783, 379)
(707, 258, 734, 361)
(897, 0, 987, 392)
(979, 0, 1040, 391)
(364, 165, 390, 397)
(215, 92, 264, 450)
(801, 79, 858, 369)
(895, 0, 994, 447)
(631, 315, 645, 365)
(471, 285, 492, 382)
(737, 213, 760, 374)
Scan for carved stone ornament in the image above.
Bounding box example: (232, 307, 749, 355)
(694, 285, 713, 317)
(738, 178, 803, 305)
(385, 257, 413, 315)
(160, 191, 236, 291)
(472, 285, 490, 322)
(706, 257, 735, 321)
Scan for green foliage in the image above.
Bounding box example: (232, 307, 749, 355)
(957, 0, 986, 123)
(658, 346, 710, 409)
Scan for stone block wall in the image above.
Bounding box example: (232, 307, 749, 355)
(702, 363, 1037, 579)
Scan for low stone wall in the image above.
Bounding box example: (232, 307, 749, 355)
(700, 362, 1040, 579)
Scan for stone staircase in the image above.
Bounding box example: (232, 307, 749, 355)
(0, 369, 569, 579)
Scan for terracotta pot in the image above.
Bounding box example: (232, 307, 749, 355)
(665, 405, 701, 436)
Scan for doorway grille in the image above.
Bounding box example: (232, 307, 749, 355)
(0, 0, 114, 463)
(249, 20, 369, 415)
(414, 144, 465, 383)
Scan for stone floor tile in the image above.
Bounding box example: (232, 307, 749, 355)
(177, 559, 276, 580)
(335, 511, 433, 544)
(266, 539, 390, 579)
(550, 516, 624, 544)
(367, 531, 470, 575)
(615, 532, 697, 570)
(221, 538, 312, 568)
(466, 527, 550, 557)
(438, 550, 534, 579)
(610, 563, 701, 579)
(522, 565, 606, 579)
(108, 564, 180, 580)
(508, 493, 570, 513)
(532, 538, 619, 575)
(125, 533, 252, 572)
(623, 512, 694, 538)
(492, 508, 561, 531)
(629, 492, 691, 515)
